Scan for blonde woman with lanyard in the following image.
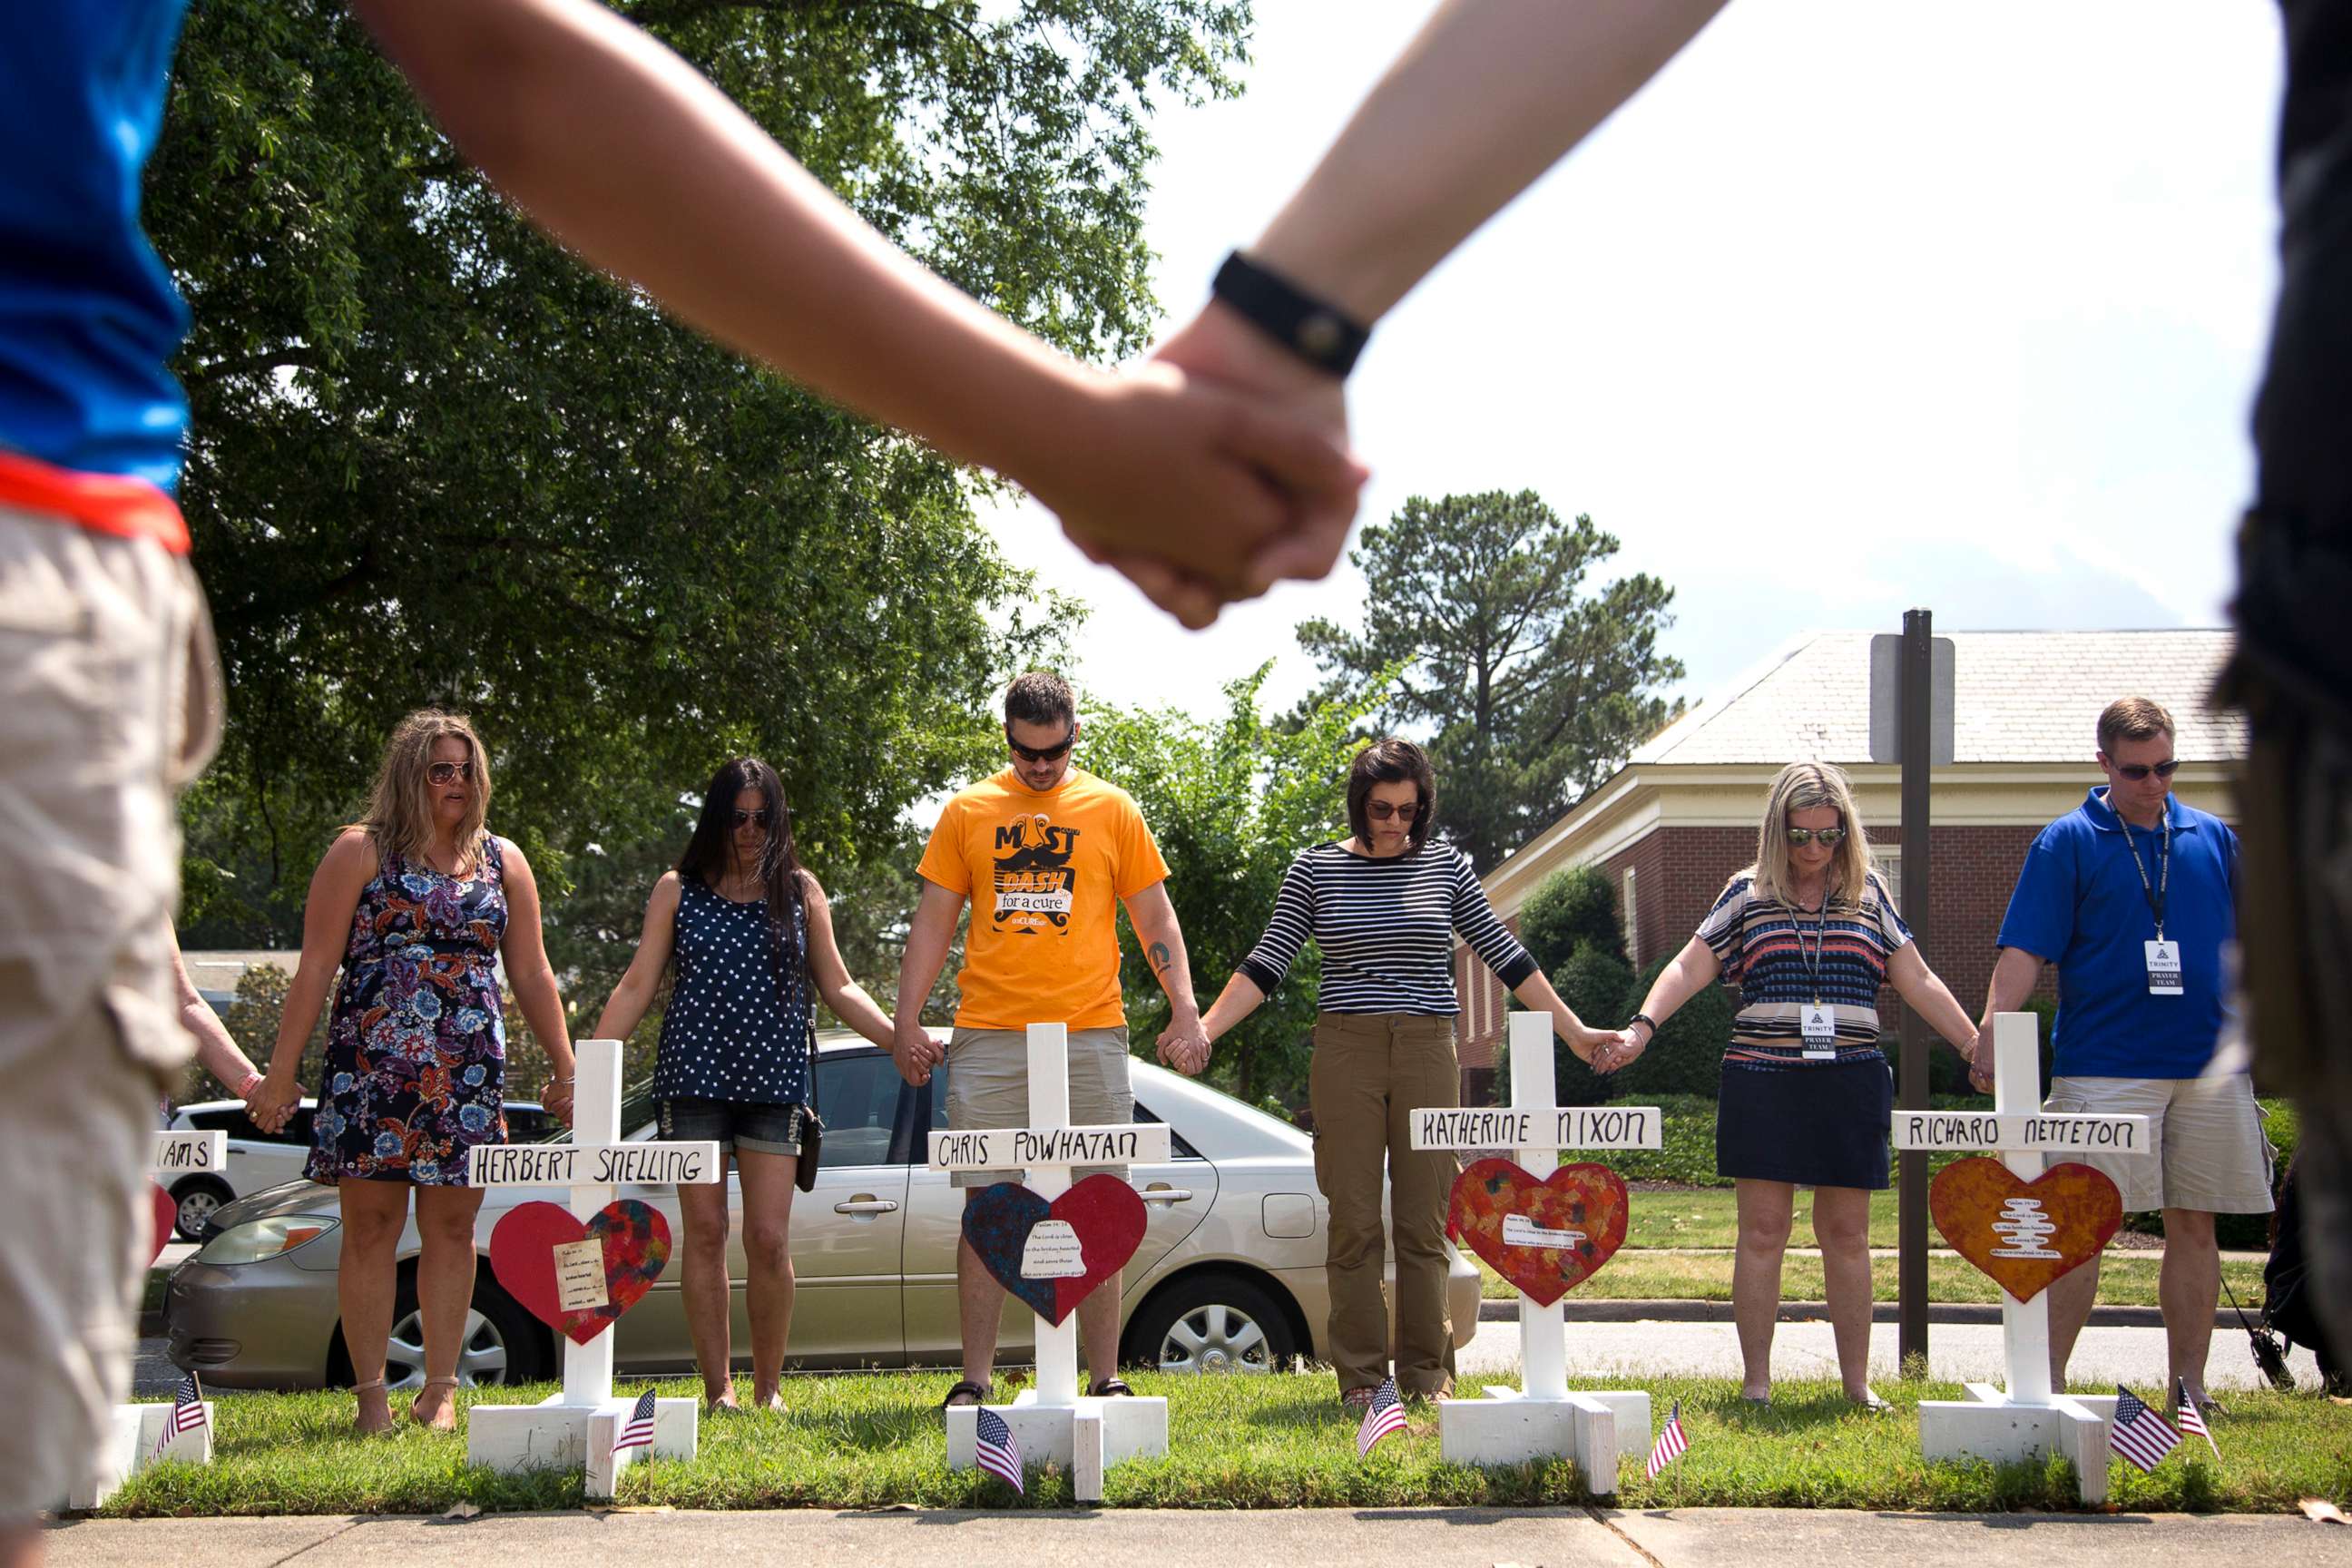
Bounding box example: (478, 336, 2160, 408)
(1607, 762, 1981, 1407)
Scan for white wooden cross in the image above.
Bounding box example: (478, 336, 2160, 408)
(932, 1022, 1171, 1503)
(1409, 1010, 1661, 1493)
(1893, 1011, 2150, 1504)
(69, 1130, 230, 1509)
(465, 1037, 719, 1497)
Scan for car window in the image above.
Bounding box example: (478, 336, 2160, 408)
(923, 1064, 1201, 1161)
(212, 1106, 302, 1143)
(816, 1052, 904, 1167)
(189, 1108, 238, 1132)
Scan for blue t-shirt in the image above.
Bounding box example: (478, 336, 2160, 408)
(1995, 788, 2239, 1079)
(0, 1, 194, 490)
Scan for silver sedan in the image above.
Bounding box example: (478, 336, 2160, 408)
(165, 1034, 1483, 1388)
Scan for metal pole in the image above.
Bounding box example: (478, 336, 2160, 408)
(1896, 608, 1934, 1368)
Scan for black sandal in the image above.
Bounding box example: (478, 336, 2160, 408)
(941, 1380, 992, 1408)
(1088, 1377, 1135, 1397)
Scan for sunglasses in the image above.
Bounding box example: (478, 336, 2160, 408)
(2112, 759, 2180, 782)
(426, 760, 475, 786)
(732, 808, 772, 828)
(1366, 799, 1421, 821)
(1785, 827, 1847, 847)
(1007, 728, 1076, 764)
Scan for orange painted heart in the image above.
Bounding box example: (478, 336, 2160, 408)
(488, 1200, 671, 1345)
(1446, 1159, 1629, 1307)
(1930, 1158, 2122, 1302)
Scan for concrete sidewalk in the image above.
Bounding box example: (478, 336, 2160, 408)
(44, 1507, 2350, 1567)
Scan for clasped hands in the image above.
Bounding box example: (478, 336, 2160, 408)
(1038, 302, 1363, 632)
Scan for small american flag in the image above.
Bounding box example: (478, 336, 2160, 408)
(2110, 1386, 2181, 1473)
(1356, 1377, 1406, 1456)
(2174, 1379, 2220, 1463)
(152, 1372, 207, 1459)
(612, 1388, 657, 1456)
(975, 1406, 1024, 1494)
(1645, 1400, 1689, 1480)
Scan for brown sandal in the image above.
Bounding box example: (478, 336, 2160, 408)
(1088, 1377, 1135, 1397)
(941, 1379, 992, 1408)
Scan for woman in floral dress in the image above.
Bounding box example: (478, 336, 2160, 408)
(249, 710, 576, 1433)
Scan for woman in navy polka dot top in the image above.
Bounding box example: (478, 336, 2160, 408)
(593, 758, 897, 1413)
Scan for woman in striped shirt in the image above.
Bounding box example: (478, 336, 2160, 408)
(1194, 738, 1626, 1407)
(1613, 761, 1981, 1407)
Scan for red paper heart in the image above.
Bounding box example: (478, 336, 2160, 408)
(962, 1174, 1148, 1326)
(1446, 1159, 1629, 1307)
(149, 1183, 179, 1266)
(489, 1200, 671, 1344)
(1931, 1159, 2121, 1302)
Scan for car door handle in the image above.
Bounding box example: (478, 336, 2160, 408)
(832, 1198, 900, 1214)
(1140, 1188, 1193, 1204)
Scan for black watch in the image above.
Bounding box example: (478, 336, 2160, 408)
(1630, 1013, 1660, 1042)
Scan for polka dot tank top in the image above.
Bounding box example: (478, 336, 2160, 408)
(653, 877, 814, 1106)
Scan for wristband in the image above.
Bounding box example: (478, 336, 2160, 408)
(1630, 1014, 1660, 1042)
(1210, 250, 1372, 377)
(235, 1070, 264, 1099)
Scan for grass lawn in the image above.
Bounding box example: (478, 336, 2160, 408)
(1628, 1189, 1903, 1249)
(101, 1370, 2348, 1516)
(1477, 1252, 2269, 1304)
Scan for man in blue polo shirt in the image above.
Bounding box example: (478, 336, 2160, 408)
(1980, 696, 2263, 1414)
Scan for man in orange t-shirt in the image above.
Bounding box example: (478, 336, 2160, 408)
(894, 671, 1209, 1406)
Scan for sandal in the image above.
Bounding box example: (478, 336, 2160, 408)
(1088, 1377, 1135, 1397)
(410, 1375, 461, 1429)
(941, 1379, 992, 1408)
(352, 1377, 393, 1436)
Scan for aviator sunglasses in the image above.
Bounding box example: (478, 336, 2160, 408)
(1785, 826, 1847, 847)
(426, 760, 475, 785)
(732, 808, 772, 828)
(2110, 758, 2180, 782)
(1007, 727, 1076, 764)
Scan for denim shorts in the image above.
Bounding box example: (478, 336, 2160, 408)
(656, 1096, 812, 1160)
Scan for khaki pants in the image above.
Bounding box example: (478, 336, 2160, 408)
(0, 505, 219, 1516)
(1309, 1012, 1461, 1396)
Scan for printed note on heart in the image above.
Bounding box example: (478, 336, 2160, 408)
(489, 1199, 671, 1344)
(1446, 1159, 1629, 1307)
(962, 1175, 1146, 1325)
(1930, 1158, 2121, 1302)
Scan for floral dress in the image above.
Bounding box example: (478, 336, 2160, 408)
(306, 834, 510, 1186)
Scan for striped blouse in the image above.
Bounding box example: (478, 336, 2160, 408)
(1696, 872, 1912, 1067)
(1237, 842, 1538, 1016)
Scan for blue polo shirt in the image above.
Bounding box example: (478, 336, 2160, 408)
(0, 1, 194, 491)
(1995, 788, 2239, 1079)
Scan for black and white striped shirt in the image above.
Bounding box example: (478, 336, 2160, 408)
(1236, 842, 1538, 1015)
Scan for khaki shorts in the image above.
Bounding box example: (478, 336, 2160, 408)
(0, 505, 221, 1515)
(944, 1025, 1134, 1189)
(2045, 1073, 2277, 1215)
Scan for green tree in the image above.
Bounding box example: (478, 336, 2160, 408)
(1544, 943, 1632, 1107)
(1615, 954, 1737, 1100)
(1517, 863, 1625, 974)
(1077, 664, 1384, 1112)
(154, 1, 1241, 972)
(1297, 491, 1684, 873)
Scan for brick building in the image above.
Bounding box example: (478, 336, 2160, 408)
(1452, 629, 2245, 1103)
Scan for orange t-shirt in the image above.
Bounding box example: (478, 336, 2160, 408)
(916, 767, 1170, 1031)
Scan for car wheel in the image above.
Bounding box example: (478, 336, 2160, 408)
(379, 1270, 546, 1390)
(170, 1176, 233, 1241)
(1124, 1272, 1297, 1375)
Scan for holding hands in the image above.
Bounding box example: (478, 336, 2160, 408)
(244, 1071, 302, 1137)
(1587, 1020, 1648, 1076)
(892, 1016, 946, 1088)
(1154, 1013, 1212, 1078)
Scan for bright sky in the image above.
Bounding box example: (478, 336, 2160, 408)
(979, 0, 2285, 724)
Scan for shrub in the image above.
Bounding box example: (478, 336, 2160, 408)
(1612, 955, 1736, 1101)
(1518, 864, 1624, 975)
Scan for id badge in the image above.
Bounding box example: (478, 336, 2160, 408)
(1799, 1004, 1838, 1060)
(2145, 939, 2183, 996)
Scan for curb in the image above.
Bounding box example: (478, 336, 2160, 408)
(1475, 1298, 2230, 1328)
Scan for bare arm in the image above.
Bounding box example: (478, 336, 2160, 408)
(349, 0, 1361, 624)
(496, 839, 577, 1126)
(1886, 942, 1981, 1061)
(1123, 881, 1208, 1075)
(1614, 936, 1724, 1067)
(589, 872, 682, 1044)
(246, 830, 376, 1132)
(166, 925, 261, 1095)
(800, 872, 896, 1050)
(891, 877, 965, 1085)
(1197, 972, 1268, 1048)
(1971, 946, 2048, 1093)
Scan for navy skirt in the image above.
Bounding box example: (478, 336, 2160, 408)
(1714, 1055, 1894, 1190)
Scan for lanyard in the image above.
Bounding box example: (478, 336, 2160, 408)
(1794, 899, 1828, 1005)
(2117, 804, 2171, 940)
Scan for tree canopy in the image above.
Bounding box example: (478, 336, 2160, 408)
(1298, 490, 1684, 873)
(155, 0, 1250, 997)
